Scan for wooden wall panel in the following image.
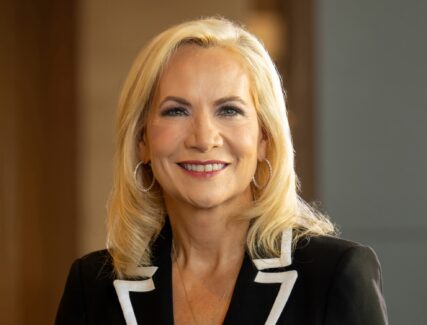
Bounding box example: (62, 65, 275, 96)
(0, 0, 77, 324)
(282, 0, 316, 201)
(252, 0, 316, 201)
(0, 1, 20, 323)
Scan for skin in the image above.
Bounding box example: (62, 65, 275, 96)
(139, 44, 267, 324)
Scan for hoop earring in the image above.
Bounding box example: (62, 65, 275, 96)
(252, 158, 272, 190)
(133, 161, 155, 192)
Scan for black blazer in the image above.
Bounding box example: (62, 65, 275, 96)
(56, 223, 388, 324)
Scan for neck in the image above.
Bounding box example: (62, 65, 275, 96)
(166, 197, 250, 273)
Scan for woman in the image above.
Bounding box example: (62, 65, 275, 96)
(56, 17, 388, 324)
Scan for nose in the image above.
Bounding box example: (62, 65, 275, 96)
(184, 113, 223, 152)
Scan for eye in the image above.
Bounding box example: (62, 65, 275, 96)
(161, 107, 189, 117)
(217, 105, 245, 117)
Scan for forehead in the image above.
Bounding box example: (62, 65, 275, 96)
(166, 44, 246, 70)
(155, 44, 252, 96)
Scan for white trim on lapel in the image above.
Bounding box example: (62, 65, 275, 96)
(113, 266, 158, 325)
(253, 229, 293, 270)
(252, 229, 298, 325)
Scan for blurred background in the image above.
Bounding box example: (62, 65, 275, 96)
(1, 0, 426, 324)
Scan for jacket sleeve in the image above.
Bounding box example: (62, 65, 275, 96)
(323, 245, 388, 325)
(55, 258, 86, 325)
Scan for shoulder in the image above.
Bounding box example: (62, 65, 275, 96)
(70, 249, 116, 290)
(292, 235, 382, 285)
(77, 249, 115, 276)
(288, 235, 388, 324)
(295, 234, 367, 256)
(294, 235, 380, 266)
(291, 235, 383, 302)
(60, 249, 117, 307)
(56, 250, 124, 324)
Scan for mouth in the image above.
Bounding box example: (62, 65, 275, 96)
(177, 161, 229, 173)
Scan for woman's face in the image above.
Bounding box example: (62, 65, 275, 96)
(139, 45, 266, 211)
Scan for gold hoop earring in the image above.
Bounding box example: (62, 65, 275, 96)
(133, 161, 155, 192)
(252, 158, 272, 190)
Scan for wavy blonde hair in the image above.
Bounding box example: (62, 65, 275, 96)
(107, 16, 335, 278)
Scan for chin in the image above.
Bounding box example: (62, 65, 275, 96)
(186, 192, 249, 211)
(188, 196, 224, 209)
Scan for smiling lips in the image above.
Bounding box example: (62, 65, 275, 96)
(177, 161, 228, 177)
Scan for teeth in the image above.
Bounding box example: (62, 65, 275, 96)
(181, 163, 225, 172)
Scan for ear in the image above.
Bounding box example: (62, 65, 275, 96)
(257, 129, 268, 161)
(138, 137, 150, 163)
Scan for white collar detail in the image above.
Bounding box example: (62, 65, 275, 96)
(113, 266, 158, 325)
(252, 229, 298, 325)
(113, 229, 297, 325)
(252, 228, 293, 270)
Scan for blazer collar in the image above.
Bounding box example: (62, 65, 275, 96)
(114, 222, 297, 325)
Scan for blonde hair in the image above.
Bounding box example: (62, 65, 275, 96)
(107, 16, 335, 278)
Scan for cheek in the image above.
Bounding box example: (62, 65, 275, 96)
(230, 124, 260, 160)
(147, 122, 184, 156)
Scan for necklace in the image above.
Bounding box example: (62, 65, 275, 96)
(172, 241, 231, 325)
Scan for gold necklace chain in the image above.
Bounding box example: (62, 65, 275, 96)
(172, 241, 231, 325)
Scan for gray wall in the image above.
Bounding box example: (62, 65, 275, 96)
(316, 1, 427, 323)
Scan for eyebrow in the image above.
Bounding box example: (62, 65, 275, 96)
(159, 96, 191, 107)
(159, 95, 248, 107)
(214, 96, 247, 106)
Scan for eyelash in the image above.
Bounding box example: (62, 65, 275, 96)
(161, 107, 189, 117)
(217, 105, 244, 117)
(160, 105, 245, 117)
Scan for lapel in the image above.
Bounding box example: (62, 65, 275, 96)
(224, 229, 298, 325)
(113, 223, 174, 325)
(113, 222, 297, 325)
